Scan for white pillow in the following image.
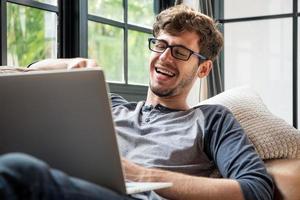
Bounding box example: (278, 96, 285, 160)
(199, 86, 300, 160)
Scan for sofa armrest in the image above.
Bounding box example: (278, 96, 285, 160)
(265, 159, 300, 200)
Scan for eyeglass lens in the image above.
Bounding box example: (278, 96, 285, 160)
(150, 39, 191, 61)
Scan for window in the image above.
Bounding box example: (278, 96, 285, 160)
(87, 0, 154, 86)
(224, 19, 293, 123)
(127, 30, 150, 85)
(2, 0, 58, 67)
(224, 0, 292, 18)
(35, 0, 57, 6)
(220, 0, 298, 127)
(88, 22, 124, 82)
(0, 0, 156, 101)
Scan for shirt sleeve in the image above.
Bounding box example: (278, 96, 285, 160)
(201, 104, 274, 200)
(110, 93, 129, 107)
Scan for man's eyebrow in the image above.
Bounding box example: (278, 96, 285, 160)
(156, 38, 191, 49)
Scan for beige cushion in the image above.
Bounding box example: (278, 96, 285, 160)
(199, 86, 300, 160)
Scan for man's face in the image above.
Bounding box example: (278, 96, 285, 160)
(148, 31, 201, 98)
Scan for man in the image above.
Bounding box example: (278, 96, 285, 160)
(1, 4, 294, 200)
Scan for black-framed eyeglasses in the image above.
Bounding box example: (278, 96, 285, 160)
(148, 38, 207, 61)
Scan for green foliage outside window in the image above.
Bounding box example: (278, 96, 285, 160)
(88, 0, 123, 21)
(88, 22, 124, 83)
(7, 3, 56, 67)
(128, 0, 154, 28)
(128, 30, 151, 85)
(6, 0, 153, 86)
(88, 0, 154, 85)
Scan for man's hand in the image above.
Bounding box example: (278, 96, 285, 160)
(29, 58, 98, 70)
(121, 158, 150, 182)
(121, 158, 244, 200)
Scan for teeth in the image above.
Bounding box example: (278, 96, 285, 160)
(156, 68, 175, 77)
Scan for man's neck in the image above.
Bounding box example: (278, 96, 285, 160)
(145, 89, 190, 111)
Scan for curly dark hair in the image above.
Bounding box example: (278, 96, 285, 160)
(153, 5, 223, 61)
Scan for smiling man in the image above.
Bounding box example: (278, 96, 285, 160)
(0, 5, 274, 200)
(110, 5, 273, 200)
(147, 31, 210, 109)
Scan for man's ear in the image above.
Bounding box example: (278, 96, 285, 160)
(197, 60, 212, 78)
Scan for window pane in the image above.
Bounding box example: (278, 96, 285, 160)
(128, 30, 151, 85)
(7, 3, 57, 67)
(88, 22, 124, 83)
(35, 0, 57, 6)
(88, 0, 123, 22)
(128, 0, 154, 28)
(224, 0, 292, 18)
(224, 19, 293, 124)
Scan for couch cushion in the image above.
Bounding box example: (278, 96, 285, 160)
(199, 86, 300, 160)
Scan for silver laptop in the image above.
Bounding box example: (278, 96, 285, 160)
(0, 68, 172, 194)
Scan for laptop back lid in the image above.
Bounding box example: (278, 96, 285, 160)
(0, 69, 127, 194)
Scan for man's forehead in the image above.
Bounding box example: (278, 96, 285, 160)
(156, 31, 200, 50)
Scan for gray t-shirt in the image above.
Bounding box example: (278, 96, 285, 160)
(110, 94, 273, 200)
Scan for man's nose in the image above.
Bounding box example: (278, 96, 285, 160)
(159, 48, 173, 62)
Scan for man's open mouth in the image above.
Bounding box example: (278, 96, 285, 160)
(155, 67, 175, 77)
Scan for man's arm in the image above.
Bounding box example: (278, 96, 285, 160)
(0, 58, 98, 73)
(0, 66, 40, 73)
(265, 159, 300, 199)
(28, 58, 98, 70)
(123, 158, 244, 200)
(202, 105, 274, 200)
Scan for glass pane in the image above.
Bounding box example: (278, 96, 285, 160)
(88, 0, 123, 22)
(128, 30, 151, 85)
(224, 18, 293, 124)
(88, 22, 124, 83)
(128, 0, 155, 28)
(35, 0, 57, 6)
(224, 0, 292, 18)
(7, 3, 57, 67)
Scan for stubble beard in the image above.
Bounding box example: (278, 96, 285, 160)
(149, 64, 198, 98)
(149, 83, 176, 97)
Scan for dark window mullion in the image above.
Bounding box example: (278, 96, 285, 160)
(7, 0, 58, 12)
(293, 0, 298, 128)
(88, 15, 152, 34)
(0, 0, 7, 65)
(59, 0, 87, 58)
(219, 13, 293, 23)
(109, 82, 147, 98)
(127, 24, 152, 34)
(124, 0, 128, 84)
(79, 0, 88, 57)
(88, 15, 125, 29)
(214, 0, 224, 89)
